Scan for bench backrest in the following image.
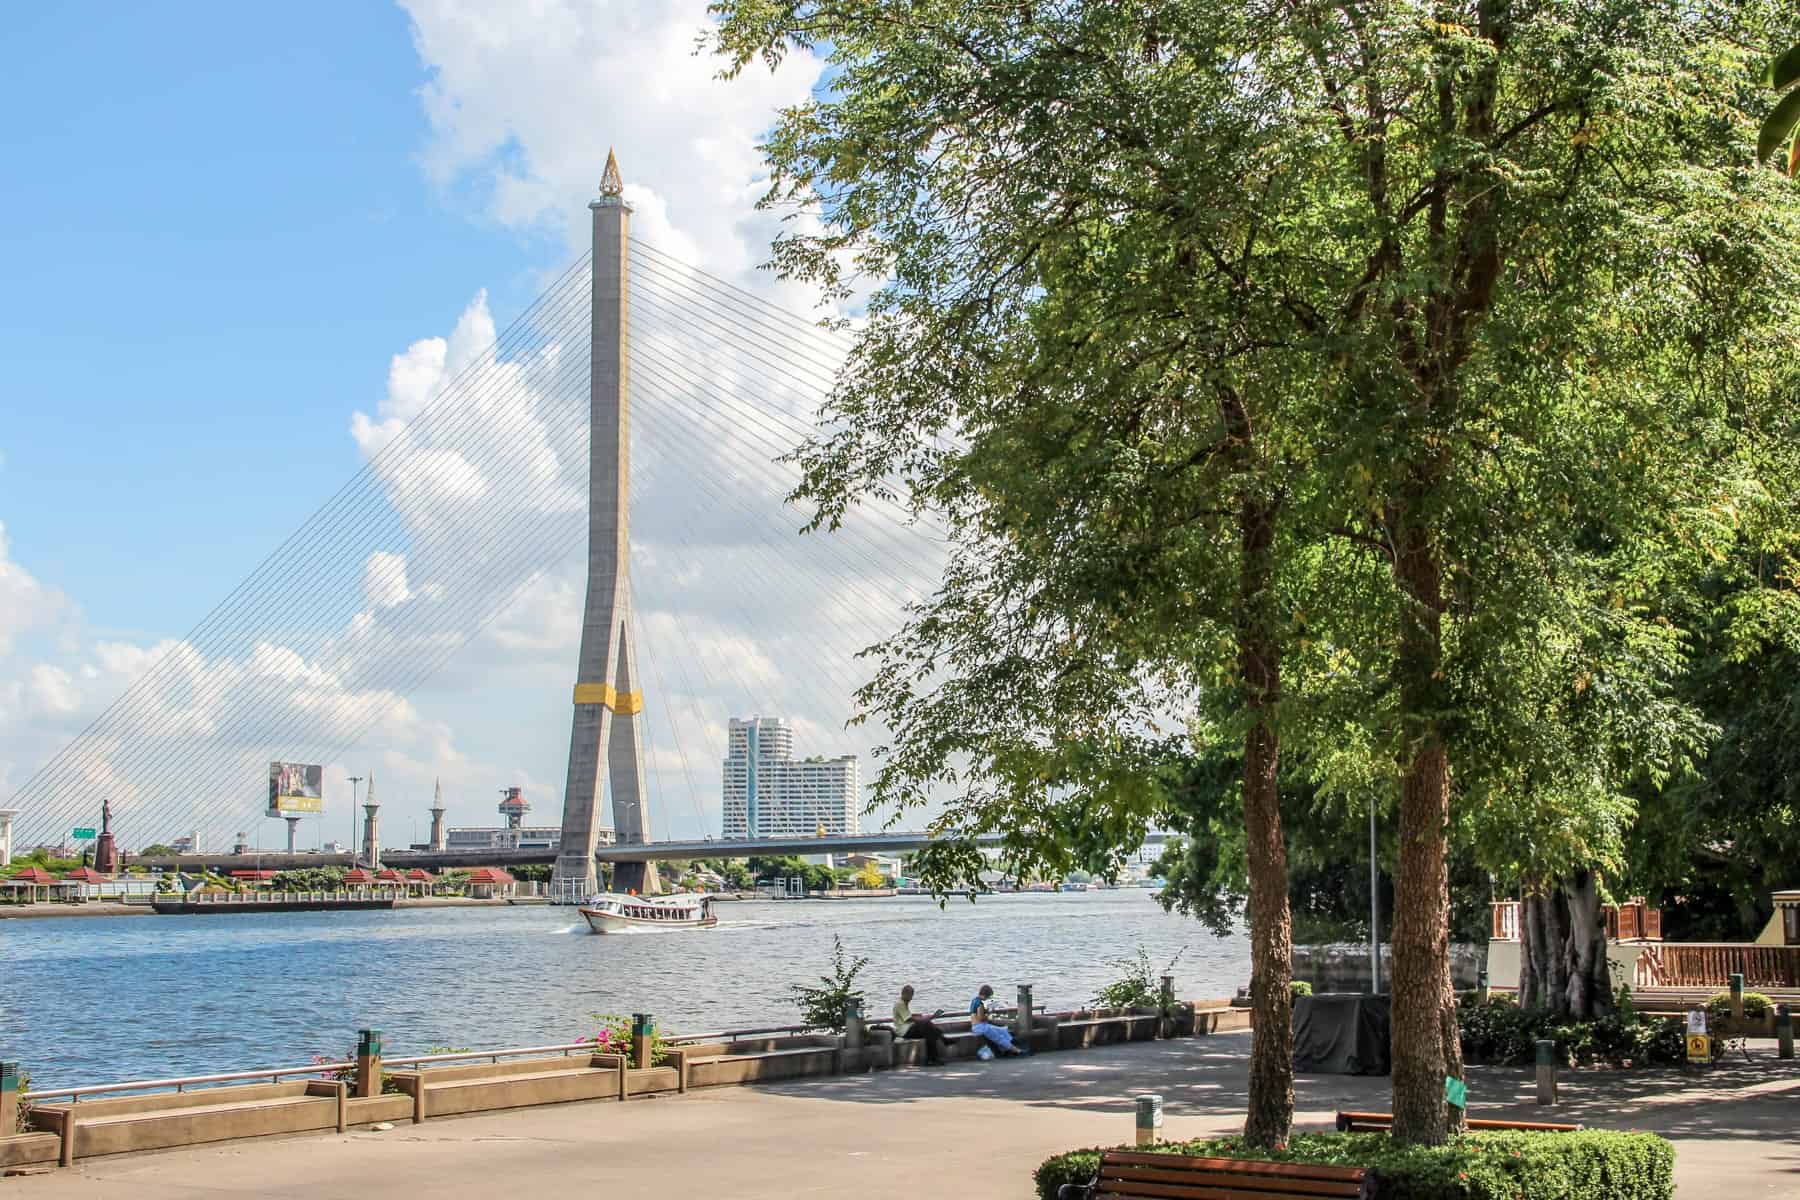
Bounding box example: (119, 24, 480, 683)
(1094, 1150, 1373, 1199)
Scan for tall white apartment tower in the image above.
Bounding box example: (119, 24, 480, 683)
(721, 717, 860, 839)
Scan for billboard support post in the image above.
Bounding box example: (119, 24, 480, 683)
(284, 816, 301, 855)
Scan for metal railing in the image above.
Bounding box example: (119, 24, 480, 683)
(24, 1061, 355, 1103)
(20, 1005, 1065, 1100)
(384, 1042, 600, 1068)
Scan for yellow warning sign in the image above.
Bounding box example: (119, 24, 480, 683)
(1686, 1033, 1711, 1063)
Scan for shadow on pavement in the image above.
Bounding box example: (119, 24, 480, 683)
(745, 1035, 1800, 1146)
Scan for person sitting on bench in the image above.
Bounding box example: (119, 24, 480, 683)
(893, 984, 949, 1065)
(969, 984, 1025, 1056)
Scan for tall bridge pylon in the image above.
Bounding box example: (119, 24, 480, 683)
(551, 151, 659, 903)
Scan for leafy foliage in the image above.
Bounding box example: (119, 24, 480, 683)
(1092, 947, 1184, 1010)
(1035, 1132, 1674, 1200)
(270, 867, 344, 891)
(12, 1066, 31, 1133)
(1706, 991, 1774, 1025)
(581, 1014, 668, 1067)
(1457, 997, 1686, 1069)
(713, 0, 1800, 1142)
(1290, 981, 1313, 999)
(791, 936, 869, 1032)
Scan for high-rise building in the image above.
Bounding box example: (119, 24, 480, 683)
(721, 717, 860, 839)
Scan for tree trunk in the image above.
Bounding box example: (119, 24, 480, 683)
(1517, 873, 1613, 1019)
(1388, 521, 1464, 1145)
(1238, 493, 1293, 1148)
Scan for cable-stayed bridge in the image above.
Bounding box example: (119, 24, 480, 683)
(4, 155, 968, 894)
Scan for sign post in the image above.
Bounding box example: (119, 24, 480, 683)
(1685, 1008, 1711, 1065)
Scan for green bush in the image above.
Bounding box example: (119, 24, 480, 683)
(1035, 1131, 1673, 1200)
(1706, 990, 1772, 1024)
(1291, 981, 1314, 998)
(1092, 946, 1185, 1009)
(791, 935, 868, 1032)
(1457, 996, 1686, 1068)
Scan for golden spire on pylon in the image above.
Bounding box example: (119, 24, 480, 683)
(600, 148, 624, 198)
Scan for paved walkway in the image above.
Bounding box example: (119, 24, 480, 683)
(11, 1035, 1798, 1198)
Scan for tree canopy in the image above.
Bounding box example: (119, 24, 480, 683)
(713, 0, 1800, 1144)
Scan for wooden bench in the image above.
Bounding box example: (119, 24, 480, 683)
(1058, 1150, 1373, 1200)
(1334, 1110, 1581, 1133)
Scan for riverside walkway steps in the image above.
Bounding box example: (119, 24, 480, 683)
(388, 1052, 639, 1118)
(27, 1080, 349, 1166)
(3, 1001, 1232, 1178)
(1058, 1149, 1374, 1200)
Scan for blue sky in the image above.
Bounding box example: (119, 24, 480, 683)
(0, 3, 923, 847)
(0, 2, 544, 636)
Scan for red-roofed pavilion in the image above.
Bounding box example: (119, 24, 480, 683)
(3, 866, 75, 904)
(465, 866, 516, 899)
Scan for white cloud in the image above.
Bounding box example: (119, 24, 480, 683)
(365, 551, 413, 609)
(401, 0, 830, 297)
(0, 522, 70, 656)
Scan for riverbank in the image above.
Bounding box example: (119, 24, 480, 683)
(0, 896, 525, 920)
(8, 1036, 1794, 1198)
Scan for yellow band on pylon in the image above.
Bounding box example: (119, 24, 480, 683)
(573, 683, 644, 714)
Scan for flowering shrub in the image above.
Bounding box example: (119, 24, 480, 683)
(580, 1013, 668, 1066)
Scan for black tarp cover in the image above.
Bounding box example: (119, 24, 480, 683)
(1292, 993, 1391, 1075)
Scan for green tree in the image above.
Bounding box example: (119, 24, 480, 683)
(713, 0, 1800, 1144)
(791, 935, 869, 1031)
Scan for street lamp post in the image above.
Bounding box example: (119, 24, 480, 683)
(1369, 799, 1381, 995)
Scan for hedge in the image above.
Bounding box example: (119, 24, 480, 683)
(1458, 996, 1687, 1068)
(1034, 1131, 1674, 1200)
(1706, 991, 1773, 1024)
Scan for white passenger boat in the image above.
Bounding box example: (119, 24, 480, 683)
(578, 892, 719, 934)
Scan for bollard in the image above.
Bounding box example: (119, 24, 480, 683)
(354, 1029, 382, 1099)
(842, 997, 866, 1072)
(1134, 1094, 1163, 1146)
(1158, 974, 1176, 1038)
(1477, 966, 1490, 1005)
(631, 1013, 655, 1071)
(0, 1061, 17, 1134)
(1778, 1004, 1794, 1061)
(1014, 985, 1034, 1049)
(1729, 973, 1745, 1024)
(1534, 1039, 1557, 1105)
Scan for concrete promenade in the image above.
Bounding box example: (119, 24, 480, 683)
(10, 1034, 1797, 1199)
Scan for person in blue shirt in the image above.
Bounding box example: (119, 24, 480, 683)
(969, 984, 1025, 1056)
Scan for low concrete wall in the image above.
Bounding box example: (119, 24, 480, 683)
(12, 1003, 1240, 1174)
(0, 1131, 61, 1171)
(29, 1080, 346, 1164)
(346, 1093, 414, 1126)
(392, 1054, 627, 1118)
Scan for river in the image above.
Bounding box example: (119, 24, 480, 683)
(0, 891, 1248, 1087)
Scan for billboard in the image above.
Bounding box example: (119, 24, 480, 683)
(268, 761, 324, 816)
